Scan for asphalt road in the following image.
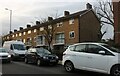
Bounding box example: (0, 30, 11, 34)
(1, 61, 109, 76)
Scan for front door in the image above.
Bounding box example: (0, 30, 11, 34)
(73, 44, 89, 69)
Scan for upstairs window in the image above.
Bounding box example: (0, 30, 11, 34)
(12, 35, 14, 38)
(69, 18, 74, 25)
(69, 31, 75, 38)
(40, 27, 44, 31)
(28, 30, 31, 34)
(57, 22, 63, 27)
(55, 33, 65, 44)
(19, 33, 22, 36)
(34, 29, 37, 33)
(16, 34, 18, 37)
(23, 32, 26, 35)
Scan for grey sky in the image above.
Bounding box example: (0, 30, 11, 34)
(0, 0, 114, 40)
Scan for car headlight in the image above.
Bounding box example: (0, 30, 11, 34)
(8, 55, 11, 58)
(56, 56, 59, 59)
(14, 53, 19, 56)
(43, 56, 48, 59)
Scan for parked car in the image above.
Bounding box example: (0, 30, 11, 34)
(25, 48, 59, 66)
(0, 48, 11, 63)
(3, 41, 27, 60)
(62, 42, 120, 76)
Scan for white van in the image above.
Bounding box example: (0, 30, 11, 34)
(3, 41, 27, 60)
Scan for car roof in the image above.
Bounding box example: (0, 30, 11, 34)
(69, 42, 107, 46)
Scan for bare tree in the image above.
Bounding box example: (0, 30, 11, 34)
(94, 0, 114, 40)
(38, 11, 60, 52)
(41, 19, 55, 51)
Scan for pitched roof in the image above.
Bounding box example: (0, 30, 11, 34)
(4, 9, 93, 36)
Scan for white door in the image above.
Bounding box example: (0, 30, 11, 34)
(72, 44, 90, 69)
(86, 44, 112, 73)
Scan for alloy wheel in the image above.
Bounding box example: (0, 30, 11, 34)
(64, 61, 74, 72)
(113, 67, 120, 76)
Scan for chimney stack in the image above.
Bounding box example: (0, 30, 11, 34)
(86, 3, 92, 9)
(9, 31, 13, 34)
(64, 11, 70, 16)
(27, 24, 31, 28)
(36, 21, 40, 25)
(48, 17, 53, 21)
(20, 27, 23, 30)
(14, 29, 17, 32)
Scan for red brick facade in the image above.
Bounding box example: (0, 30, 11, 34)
(113, 1, 120, 45)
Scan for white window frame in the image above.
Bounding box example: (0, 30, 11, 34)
(55, 32, 65, 44)
(57, 22, 63, 27)
(69, 31, 75, 39)
(69, 18, 74, 25)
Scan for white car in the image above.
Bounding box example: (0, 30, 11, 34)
(62, 42, 120, 76)
(0, 48, 11, 63)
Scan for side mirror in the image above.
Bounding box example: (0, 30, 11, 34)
(99, 51, 105, 55)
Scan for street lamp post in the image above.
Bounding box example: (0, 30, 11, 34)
(5, 8, 12, 34)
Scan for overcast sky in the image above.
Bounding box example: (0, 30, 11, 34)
(0, 0, 114, 40)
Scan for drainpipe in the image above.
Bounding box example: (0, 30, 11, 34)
(78, 15, 81, 43)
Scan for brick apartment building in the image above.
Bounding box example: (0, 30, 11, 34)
(113, 0, 120, 45)
(2, 3, 100, 53)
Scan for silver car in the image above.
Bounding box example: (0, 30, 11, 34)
(0, 48, 11, 63)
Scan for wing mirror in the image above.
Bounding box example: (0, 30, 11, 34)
(99, 51, 105, 55)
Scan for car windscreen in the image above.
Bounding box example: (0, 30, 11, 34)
(0, 48, 7, 53)
(102, 45, 120, 53)
(13, 44, 26, 50)
(36, 48, 51, 54)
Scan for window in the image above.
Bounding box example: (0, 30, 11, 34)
(36, 36, 45, 45)
(26, 37, 32, 45)
(40, 27, 44, 31)
(23, 39, 26, 43)
(28, 30, 31, 34)
(48, 25, 52, 29)
(69, 46, 75, 51)
(55, 33, 64, 44)
(87, 44, 105, 54)
(23, 32, 26, 35)
(69, 18, 74, 24)
(74, 44, 86, 52)
(34, 29, 37, 33)
(19, 33, 22, 36)
(16, 34, 18, 37)
(69, 31, 75, 38)
(34, 37, 36, 42)
(12, 35, 14, 38)
(57, 22, 63, 27)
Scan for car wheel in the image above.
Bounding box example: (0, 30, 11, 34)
(64, 61, 74, 72)
(37, 59, 41, 66)
(111, 65, 120, 76)
(25, 58, 28, 64)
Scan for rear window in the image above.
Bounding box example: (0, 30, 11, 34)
(102, 45, 120, 53)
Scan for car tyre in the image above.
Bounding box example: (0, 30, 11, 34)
(37, 59, 41, 66)
(25, 58, 28, 64)
(111, 65, 120, 76)
(64, 61, 74, 72)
